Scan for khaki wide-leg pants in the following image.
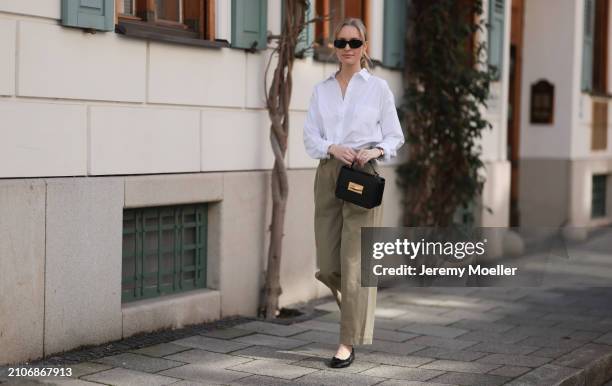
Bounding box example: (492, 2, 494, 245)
(313, 156, 383, 345)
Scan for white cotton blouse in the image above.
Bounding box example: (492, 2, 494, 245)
(303, 67, 405, 162)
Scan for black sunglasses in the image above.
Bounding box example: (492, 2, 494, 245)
(333, 38, 364, 49)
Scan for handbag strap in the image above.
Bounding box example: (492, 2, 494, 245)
(350, 159, 380, 177)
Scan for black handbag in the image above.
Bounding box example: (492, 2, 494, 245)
(335, 160, 385, 209)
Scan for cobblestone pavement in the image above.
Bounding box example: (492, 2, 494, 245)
(3, 231, 612, 386)
(3, 285, 612, 386)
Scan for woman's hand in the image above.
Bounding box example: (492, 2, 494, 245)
(355, 148, 380, 167)
(328, 144, 357, 165)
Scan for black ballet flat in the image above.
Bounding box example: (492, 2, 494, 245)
(329, 347, 354, 368)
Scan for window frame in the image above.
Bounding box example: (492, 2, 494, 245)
(592, 0, 609, 95)
(115, 0, 229, 49)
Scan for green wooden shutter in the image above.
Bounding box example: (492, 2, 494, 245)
(231, 0, 268, 50)
(383, 0, 406, 69)
(582, 0, 595, 91)
(61, 0, 114, 31)
(280, 1, 313, 57)
(296, 4, 313, 57)
(488, 0, 505, 81)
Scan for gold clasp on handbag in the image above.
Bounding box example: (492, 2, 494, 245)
(347, 181, 364, 194)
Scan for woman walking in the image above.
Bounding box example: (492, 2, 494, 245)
(303, 17, 405, 368)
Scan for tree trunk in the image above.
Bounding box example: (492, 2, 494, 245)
(260, 0, 308, 319)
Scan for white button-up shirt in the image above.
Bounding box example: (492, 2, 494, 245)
(303, 67, 405, 162)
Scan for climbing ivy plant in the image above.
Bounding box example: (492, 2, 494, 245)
(397, 0, 496, 227)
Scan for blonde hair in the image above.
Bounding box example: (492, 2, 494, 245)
(333, 17, 372, 72)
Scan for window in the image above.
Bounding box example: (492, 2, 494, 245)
(582, 0, 609, 93)
(115, 0, 226, 48)
(592, 100, 608, 150)
(593, 0, 609, 94)
(122, 203, 208, 302)
(592, 174, 608, 218)
(488, 0, 505, 80)
(313, 0, 370, 61)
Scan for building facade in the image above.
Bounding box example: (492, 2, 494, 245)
(0, 0, 510, 365)
(515, 0, 612, 228)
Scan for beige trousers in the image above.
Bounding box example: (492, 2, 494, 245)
(313, 156, 383, 345)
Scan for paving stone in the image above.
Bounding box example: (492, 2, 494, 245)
(290, 355, 379, 373)
(376, 303, 452, 316)
(503, 364, 582, 386)
(82, 367, 179, 385)
(164, 349, 253, 367)
(515, 335, 587, 350)
(376, 307, 411, 318)
(391, 313, 461, 326)
(360, 364, 443, 381)
(232, 345, 310, 363)
(202, 328, 256, 340)
(477, 353, 551, 367)
(232, 334, 309, 350)
(555, 321, 612, 333)
(357, 351, 435, 367)
(365, 339, 427, 355)
(398, 323, 469, 339)
(468, 342, 539, 355)
(92, 352, 184, 373)
(158, 363, 250, 384)
(411, 347, 488, 361)
(552, 343, 612, 369)
(429, 371, 511, 386)
(170, 381, 224, 386)
(172, 335, 253, 353)
(313, 312, 340, 323)
(375, 381, 458, 386)
(294, 370, 385, 386)
(495, 316, 559, 327)
(314, 301, 340, 312)
(595, 332, 612, 345)
(437, 310, 504, 322)
(375, 318, 418, 331)
(130, 343, 190, 357)
(289, 342, 346, 358)
(488, 365, 531, 377)
(568, 330, 604, 341)
(541, 313, 603, 323)
(232, 321, 310, 337)
(456, 330, 529, 344)
(291, 320, 339, 334)
(529, 346, 576, 358)
(68, 362, 113, 378)
(289, 330, 339, 344)
(227, 359, 318, 380)
(420, 359, 500, 374)
(449, 320, 516, 333)
(229, 374, 297, 385)
(505, 325, 577, 339)
(408, 336, 478, 351)
(374, 328, 419, 342)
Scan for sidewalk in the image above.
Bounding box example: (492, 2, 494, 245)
(2, 284, 612, 386)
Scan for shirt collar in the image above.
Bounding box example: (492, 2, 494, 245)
(326, 68, 371, 83)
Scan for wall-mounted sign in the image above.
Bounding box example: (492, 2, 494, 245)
(530, 80, 554, 124)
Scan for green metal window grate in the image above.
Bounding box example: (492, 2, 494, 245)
(122, 203, 207, 302)
(592, 174, 607, 218)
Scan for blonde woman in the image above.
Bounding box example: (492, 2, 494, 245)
(303, 17, 405, 368)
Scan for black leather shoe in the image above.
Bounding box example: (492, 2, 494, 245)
(329, 347, 354, 368)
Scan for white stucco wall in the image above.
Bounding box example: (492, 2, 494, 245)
(519, 0, 578, 159)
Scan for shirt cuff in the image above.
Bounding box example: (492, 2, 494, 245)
(374, 143, 392, 162)
(320, 140, 333, 159)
